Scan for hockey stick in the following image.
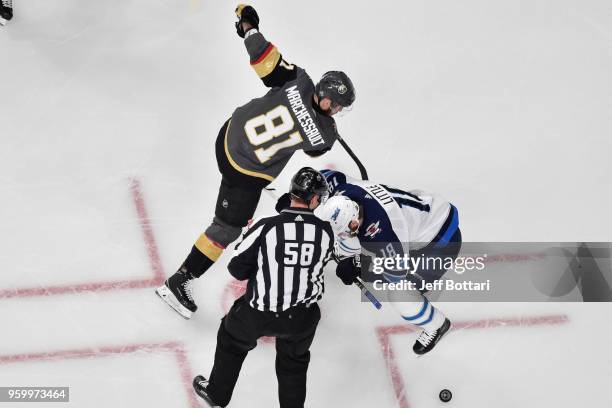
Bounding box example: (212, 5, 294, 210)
(335, 135, 383, 308)
(354, 277, 382, 310)
(336, 134, 369, 180)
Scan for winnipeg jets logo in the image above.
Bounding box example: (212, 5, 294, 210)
(331, 208, 341, 221)
(364, 221, 381, 238)
(338, 84, 348, 94)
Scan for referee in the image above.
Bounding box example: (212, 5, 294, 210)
(193, 167, 335, 408)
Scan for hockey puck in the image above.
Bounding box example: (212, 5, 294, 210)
(439, 389, 452, 402)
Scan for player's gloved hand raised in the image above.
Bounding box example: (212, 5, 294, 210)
(235, 4, 259, 38)
(336, 256, 361, 286)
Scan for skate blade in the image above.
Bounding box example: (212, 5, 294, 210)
(155, 285, 193, 320)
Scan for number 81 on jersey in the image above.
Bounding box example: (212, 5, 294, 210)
(244, 105, 303, 163)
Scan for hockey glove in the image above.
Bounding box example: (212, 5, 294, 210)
(235, 4, 259, 38)
(336, 256, 361, 286)
(304, 147, 332, 158)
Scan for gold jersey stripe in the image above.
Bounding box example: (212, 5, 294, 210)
(194, 233, 224, 261)
(251, 45, 281, 78)
(223, 119, 275, 182)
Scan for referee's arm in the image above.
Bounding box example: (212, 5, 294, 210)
(227, 219, 266, 281)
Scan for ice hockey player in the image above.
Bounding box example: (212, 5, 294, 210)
(192, 168, 334, 408)
(0, 0, 13, 26)
(314, 169, 462, 354)
(156, 4, 356, 319)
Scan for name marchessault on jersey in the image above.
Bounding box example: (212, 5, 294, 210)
(285, 85, 325, 147)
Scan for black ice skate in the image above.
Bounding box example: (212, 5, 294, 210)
(0, 0, 13, 26)
(193, 375, 225, 408)
(413, 318, 452, 355)
(155, 267, 197, 319)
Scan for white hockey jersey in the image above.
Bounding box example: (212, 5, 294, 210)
(320, 170, 457, 261)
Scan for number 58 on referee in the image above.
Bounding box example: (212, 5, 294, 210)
(193, 167, 336, 408)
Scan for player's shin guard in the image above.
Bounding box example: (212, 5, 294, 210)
(183, 218, 242, 279)
(174, 231, 227, 283)
(190, 234, 224, 277)
(397, 295, 446, 333)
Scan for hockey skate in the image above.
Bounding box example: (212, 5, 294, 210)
(155, 268, 197, 319)
(413, 318, 452, 355)
(0, 0, 13, 26)
(193, 375, 225, 408)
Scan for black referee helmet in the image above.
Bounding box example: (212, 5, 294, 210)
(290, 167, 329, 202)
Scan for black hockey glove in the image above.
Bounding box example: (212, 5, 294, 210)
(304, 147, 332, 158)
(275, 192, 291, 213)
(235, 4, 259, 38)
(336, 256, 361, 286)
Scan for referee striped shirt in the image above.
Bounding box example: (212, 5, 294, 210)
(228, 208, 335, 312)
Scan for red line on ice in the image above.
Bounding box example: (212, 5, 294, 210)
(0, 178, 165, 299)
(376, 314, 569, 408)
(129, 178, 165, 283)
(172, 344, 201, 408)
(0, 341, 199, 408)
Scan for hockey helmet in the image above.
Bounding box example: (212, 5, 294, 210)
(290, 167, 330, 203)
(315, 71, 356, 110)
(314, 195, 360, 238)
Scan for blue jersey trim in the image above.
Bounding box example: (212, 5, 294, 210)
(416, 306, 435, 326)
(433, 205, 459, 248)
(402, 297, 429, 321)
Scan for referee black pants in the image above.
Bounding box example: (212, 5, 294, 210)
(207, 296, 321, 408)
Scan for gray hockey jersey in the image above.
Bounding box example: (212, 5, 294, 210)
(223, 30, 338, 181)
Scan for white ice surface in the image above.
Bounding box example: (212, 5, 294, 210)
(1, 1, 612, 407)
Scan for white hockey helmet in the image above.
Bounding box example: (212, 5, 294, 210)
(314, 195, 360, 238)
